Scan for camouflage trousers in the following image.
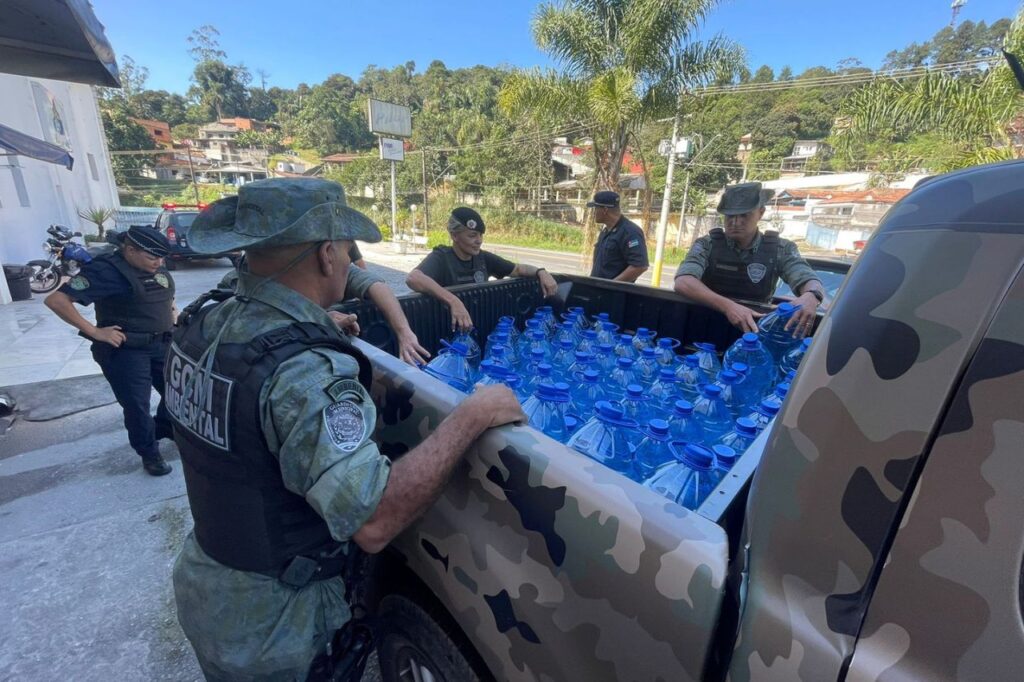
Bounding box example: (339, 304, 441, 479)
(173, 534, 351, 681)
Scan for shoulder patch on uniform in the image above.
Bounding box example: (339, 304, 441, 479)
(690, 241, 704, 255)
(324, 378, 364, 403)
(747, 263, 768, 284)
(68, 275, 90, 290)
(154, 273, 170, 288)
(627, 239, 640, 248)
(323, 400, 368, 452)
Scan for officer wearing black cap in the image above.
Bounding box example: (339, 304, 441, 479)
(674, 182, 824, 334)
(407, 206, 558, 330)
(588, 191, 650, 282)
(44, 225, 176, 476)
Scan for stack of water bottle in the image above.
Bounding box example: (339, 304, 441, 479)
(420, 302, 814, 510)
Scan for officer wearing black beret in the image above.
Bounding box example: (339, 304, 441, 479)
(588, 191, 650, 282)
(674, 182, 824, 334)
(407, 206, 558, 330)
(45, 225, 176, 476)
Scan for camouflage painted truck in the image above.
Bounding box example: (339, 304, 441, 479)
(338, 161, 1024, 682)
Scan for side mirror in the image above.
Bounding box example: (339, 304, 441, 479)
(1004, 50, 1024, 91)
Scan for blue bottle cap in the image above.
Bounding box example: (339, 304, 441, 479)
(702, 384, 723, 398)
(492, 344, 506, 356)
(785, 370, 797, 381)
(620, 334, 634, 343)
(616, 357, 634, 369)
(595, 400, 626, 421)
(597, 343, 614, 353)
(582, 369, 601, 382)
(647, 418, 670, 438)
(530, 348, 546, 360)
(741, 334, 761, 350)
(673, 399, 694, 415)
(583, 329, 597, 339)
(569, 306, 584, 314)
(564, 415, 579, 432)
(736, 417, 758, 436)
(730, 361, 749, 375)
(602, 322, 618, 331)
(777, 302, 796, 314)
(529, 330, 546, 341)
(559, 338, 574, 349)
(776, 382, 791, 397)
(642, 347, 657, 358)
(535, 382, 570, 402)
(659, 367, 676, 381)
(596, 312, 610, 321)
(802, 337, 813, 348)
(574, 350, 593, 362)
(499, 315, 515, 325)
(712, 444, 738, 467)
(625, 384, 645, 398)
(537, 363, 553, 376)
(526, 319, 541, 329)
(684, 354, 700, 367)
(479, 359, 496, 373)
(680, 443, 714, 471)
(719, 370, 740, 384)
(505, 373, 522, 387)
(448, 341, 469, 356)
(760, 399, 780, 415)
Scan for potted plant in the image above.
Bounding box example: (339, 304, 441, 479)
(77, 207, 115, 241)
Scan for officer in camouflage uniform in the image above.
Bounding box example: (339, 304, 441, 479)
(44, 225, 176, 476)
(674, 182, 824, 334)
(169, 178, 523, 680)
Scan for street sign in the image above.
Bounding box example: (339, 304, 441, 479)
(379, 137, 404, 162)
(659, 138, 694, 158)
(368, 99, 412, 138)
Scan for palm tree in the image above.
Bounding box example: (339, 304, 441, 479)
(499, 0, 741, 192)
(77, 207, 115, 240)
(832, 9, 1024, 174)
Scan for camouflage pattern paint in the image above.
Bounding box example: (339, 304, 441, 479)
(729, 160, 1024, 681)
(359, 342, 730, 681)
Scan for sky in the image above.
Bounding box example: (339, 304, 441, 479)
(91, 0, 1021, 93)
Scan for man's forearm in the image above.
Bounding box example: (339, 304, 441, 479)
(44, 292, 97, 338)
(367, 282, 412, 335)
(353, 403, 488, 552)
(614, 265, 647, 282)
(513, 263, 540, 278)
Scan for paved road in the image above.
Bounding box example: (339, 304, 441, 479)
(486, 243, 678, 289)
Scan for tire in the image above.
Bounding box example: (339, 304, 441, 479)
(27, 262, 60, 293)
(377, 594, 481, 682)
(165, 259, 177, 271)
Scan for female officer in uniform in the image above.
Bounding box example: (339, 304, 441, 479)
(44, 225, 176, 476)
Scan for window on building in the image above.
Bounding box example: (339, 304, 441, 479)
(154, 129, 163, 136)
(87, 153, 100, 181)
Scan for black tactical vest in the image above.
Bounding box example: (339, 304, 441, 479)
(435, 245, 488, 285)
(94, 252, 175, 333)
(166, 290, 373, 579)
(701, 228, 781, 303)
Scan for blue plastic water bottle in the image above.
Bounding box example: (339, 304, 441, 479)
(522, 329, 552, 364)
(762, 382, 791, 412)
(655, 337, 681, 366)
(522, 381, 573, 442)
(717, 417, 758, 454)
(667, 399, 705, 445)
(780, 336, 813, 381)
(498, 315, 520, 346)
(643, 442, 716, 510)
(607, 357, 640, 396)
(487, 344, 513, 371)
(503, 372, 531, 403)
(712, 369, 745, 418)
(567, 400, 640, 475)
(451, 329, 481, 373)
(554, 321, 577, 347)
(744, 399, 781, 433)
(570, 369, 609, 419)
(486, 331, 518, 368)
(621, 383, 654, 425)
(576, 329, 599, 355)
(567, 350, 596, 382)
(692, 384, 733, 443)
(614, 334, 638, 361)
(535, 305, 557, 337)
(634, 347, 660, 387)
(693, 342, 722, 382)
(649, 367, 680, 414)
(524, 362, 557, 397)
(723, 332, 775, 399)
(593, 343, 617, 374)
(708, 444, 740, 489)
(474, 359, 506, 388)
(591, 312, 612, 332)
(597, 321, 620, 346)
(632, 327, 657, 352)
(551, 338, 577, 378)
(632, 419, 674, 481)
(758, 302, 803, 362)
(422, 340, 473, 392)
(674, 354, 706, 401)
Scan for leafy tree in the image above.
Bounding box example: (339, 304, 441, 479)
(752, 65, 774, 83)
(189, 59, 251, 120)
(100, 107, 157, 183)
(778, 65, 794, 81)
(171, 122, 200, 143)
(136, 90, 189, 126)
(882, 19, 1013, 69)
(187, 25, 227, 63)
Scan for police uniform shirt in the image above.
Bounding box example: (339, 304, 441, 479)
(414, 248, 516, 287)
(590, 215, 650, 279)
(675, 230, 820, 294)
(59, 257, 135, 305)
(173, 271, 390, 679)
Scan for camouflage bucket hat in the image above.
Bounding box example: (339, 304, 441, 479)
(186, 178, 382, 254)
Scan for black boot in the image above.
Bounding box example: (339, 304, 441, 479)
(142, 454, 172, 476)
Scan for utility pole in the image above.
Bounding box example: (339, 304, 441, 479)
(390, 159, 397, 240)
(186, 143, 200, 205)
(675, 171, 691, 248)
(421, 150, 429, 233)
(651, 97, 683, 287)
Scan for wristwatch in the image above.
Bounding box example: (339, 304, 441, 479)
(808, 289, 824, 304)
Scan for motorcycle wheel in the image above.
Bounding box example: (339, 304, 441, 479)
(27, 263, 61, 293)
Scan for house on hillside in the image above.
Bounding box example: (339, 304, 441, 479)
(736, 133, 753, 163)
(780, 140, 827, 175)
(806, 188, 910, 251)
(131, 118, 172, 149)
(320, 153, 360, 172)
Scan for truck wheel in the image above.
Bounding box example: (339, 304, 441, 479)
(378, 594, 481, 682)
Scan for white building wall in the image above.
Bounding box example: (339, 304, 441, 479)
(0, 73, 119, 270)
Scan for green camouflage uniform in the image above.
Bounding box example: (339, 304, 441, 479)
(674, 230, 820, 293)
(172, 270, 391, 681)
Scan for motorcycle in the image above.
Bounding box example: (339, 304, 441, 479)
(27, 225, 93, 294)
